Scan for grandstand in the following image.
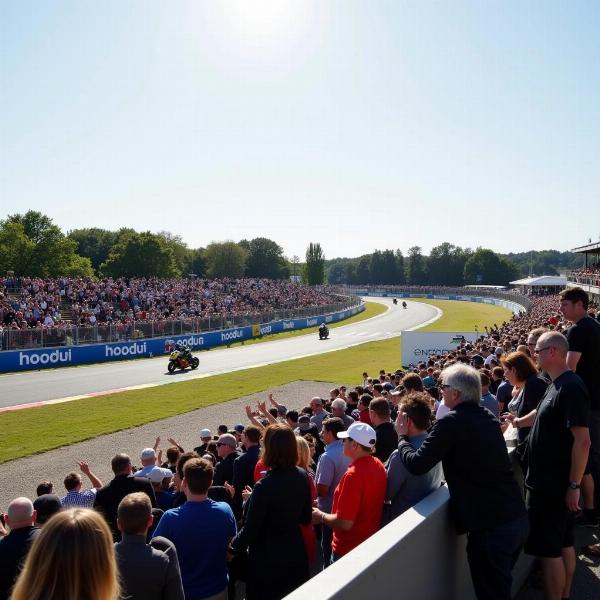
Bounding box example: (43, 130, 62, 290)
(567, 240, 600, 301)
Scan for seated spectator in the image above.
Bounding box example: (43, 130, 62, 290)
(32, 495, 62, 527)
(0, 498, 39, 600)
(94, 454, 157, 540)
(152, 458, 237, 600)
(232, 424, 312, 600)
(369, 397, 398, 463)
(384, 393, 443, 525)
(480, 373, 500, 418)
(115, 492, 184, 600)
(312, 422, 387, 562)
(9, 508, 119, 600)
(61, 461, 103, 508)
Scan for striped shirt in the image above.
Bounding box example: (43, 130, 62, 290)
(61, 488, 97, 508)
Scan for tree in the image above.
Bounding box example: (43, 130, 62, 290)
(464, 248, 518, 285)
(406, 246, 427, 285)
(356, 256, 371, 284)
(101, 231, 180, 277)
(68, 228, 117, 272)
(344, 262, 358, 284)
(182, 248, 207, 277)
(1, 211, 93, 277)
(303, 242, 325, 285)
(156, 231, 189, 274)
(245, 237, 289, 279)
(395, 250, 406, 285)
(327, 262, 346, 284)
(427, 243, 471, 286)
(205, 241, 247, 278)
(290, 255, 301, 280)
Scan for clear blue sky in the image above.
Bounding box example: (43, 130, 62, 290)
(1, 1, 598, 259)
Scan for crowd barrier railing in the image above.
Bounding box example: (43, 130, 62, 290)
(0, 301, 365, 373)
(0, 297, 361, 352)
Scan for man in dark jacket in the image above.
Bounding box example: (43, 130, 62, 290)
(94, 453, 156, 540)
(0, 497, 39, 600)
(213, 434, 240, 487)
(398, 363, 528, 600)
(115, 492, 184, 600)
(232, 426, 261, 508)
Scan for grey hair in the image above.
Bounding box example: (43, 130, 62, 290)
(442, 363, 481, 404)
(538, 331, 569, 356)
(331, 398, 347, 411)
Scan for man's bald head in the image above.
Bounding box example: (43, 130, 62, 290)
(6, 497, 36, 529)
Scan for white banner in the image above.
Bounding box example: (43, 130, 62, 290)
(401, 331, 478, 366)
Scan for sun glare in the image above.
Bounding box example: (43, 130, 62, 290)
(221, 0, 305, 39)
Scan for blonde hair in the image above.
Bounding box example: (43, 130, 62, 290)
(10, 508, 120, 600)
(296, 435, 311, 471)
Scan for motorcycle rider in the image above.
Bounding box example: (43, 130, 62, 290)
(175, 342, 193, 362)
(319, 323, 329, 339)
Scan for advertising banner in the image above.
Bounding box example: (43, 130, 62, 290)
(401, 331, 478, 367)
(0, 304, 365, 373)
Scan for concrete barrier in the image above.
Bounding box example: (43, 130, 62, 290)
(285, 446, 533, 600)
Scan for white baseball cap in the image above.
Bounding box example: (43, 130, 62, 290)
(199, 429, 212, 439)
(337, 422, 377, 448)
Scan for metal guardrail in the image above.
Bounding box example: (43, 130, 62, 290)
(1, 297, 361, 351)
(327, 285, 532, 311)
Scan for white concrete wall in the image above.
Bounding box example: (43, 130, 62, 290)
(285, 447, 533, 600)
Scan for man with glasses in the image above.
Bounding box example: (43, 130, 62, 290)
(517, 331, 590, 600)
(213, 434, 240, 487)
(397, 363, 528, 600)
(311, 422, 386, 563)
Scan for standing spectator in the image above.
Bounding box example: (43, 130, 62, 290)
(232, 426, 261, 509)
(315, 418, 352, 567)
(384, 393, 443, 525)
(330, 399, 355, 430)
(194, 429, 213, 456)
(357, 394, 372, 424)
(134, 448, 160, 478)
(232, 424, 312, 600)
(312, 422, 387, 562)
(309, 397, 330, 432)
(94, 454, 157, 540)
(153, 458, 236, 600)
(398, 364, 528, 600)
(61, 461, 103, 508)
(0, 498, 39, 600)
(213, 434, 240, 487)
(518, 332, 591, 600)
(10, 508, 120, 600)
(115, 493, 184, 600)
(479, 372, 500, 418)
(560, 287, 600, 528)
(32, 495, 62, 527)
(369, 397, 398, 463)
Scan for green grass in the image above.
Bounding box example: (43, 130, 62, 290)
(214, 300, 387, 349)
(0, 299, 512, 463)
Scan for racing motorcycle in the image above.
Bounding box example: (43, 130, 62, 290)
(402, 301, 407, 309)
(318, 324, 329, 340)
(167, 348, 199, 372)
(393, 298, 398, 305)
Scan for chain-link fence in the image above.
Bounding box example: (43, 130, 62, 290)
(1, 296, 362, 351)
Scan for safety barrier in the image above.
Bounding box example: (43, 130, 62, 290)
(285, 446, 533, 600)
(0, 303, 365, 373)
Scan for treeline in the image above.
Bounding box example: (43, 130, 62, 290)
(327, 244, 517, 286)
(0, 211, 294, 280)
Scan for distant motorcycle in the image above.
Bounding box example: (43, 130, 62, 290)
(167, 349, 199, 373)
(318, 324, 329, 340)
(402, 301, 407, 309)
(393, 298, 398, 305)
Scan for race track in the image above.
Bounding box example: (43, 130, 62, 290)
(0, 298, 440, 409)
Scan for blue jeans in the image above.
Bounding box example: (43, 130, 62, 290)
(466, 514, 529, 600)
(330, 552, 341, 564)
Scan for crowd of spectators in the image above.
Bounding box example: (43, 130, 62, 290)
(568, 264, 600, 286)
(0, 277, 346, 348)
(1, 287, 599, 600)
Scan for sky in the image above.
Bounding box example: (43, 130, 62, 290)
(1, 1, 599, 260)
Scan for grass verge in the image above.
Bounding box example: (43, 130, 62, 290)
(0, 300, 511, 463)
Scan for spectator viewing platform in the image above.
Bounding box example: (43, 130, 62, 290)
(567, 241, 600, 300)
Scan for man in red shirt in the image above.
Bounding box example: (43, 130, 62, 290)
(312, 422, 387, 562)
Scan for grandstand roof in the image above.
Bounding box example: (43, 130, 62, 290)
(509, 275, 567, 287)
(572, 241, 600, 254)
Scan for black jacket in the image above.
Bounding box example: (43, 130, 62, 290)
(399, 401, 525, 534)
(0, 526, 39, 600)
(94, 474, 157, 540)
(213, 452, 240, 487)
(115, 534, 184, 600)
(233, 445, 260, 506)
(232, 466, 312, 600)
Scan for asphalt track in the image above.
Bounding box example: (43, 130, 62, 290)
(0, 298, 440, 410)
